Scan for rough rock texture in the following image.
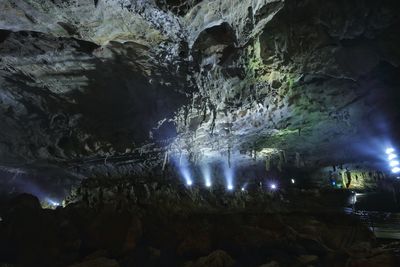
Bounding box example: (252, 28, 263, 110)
(1, 190, 399, 267)
(0, 0, 400, 190)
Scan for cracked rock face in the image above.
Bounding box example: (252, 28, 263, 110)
(0, 0, 400, 190)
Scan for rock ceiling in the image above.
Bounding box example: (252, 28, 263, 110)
(0, 0, 400, 180)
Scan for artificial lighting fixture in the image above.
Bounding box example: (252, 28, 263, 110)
(291, 179, 295, 184)
(392, 167, 400, 173)
(241, 187, 245, 191)
(227, 185, 234, 190)
(201, 164, 212, 189)
(187, 180, 193, 186)
(47, 199, 60, 207)
(270, 183, 277, 190)
(388, 153, 397, 160)
(386, 148, 395, 154)
(390, 160, 400, 167)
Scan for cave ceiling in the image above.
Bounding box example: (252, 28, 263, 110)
(0, 0, 400, 181)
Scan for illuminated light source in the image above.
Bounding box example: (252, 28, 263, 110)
(291, 179, 295, 184)
(392, 167, 400, 173)
(223, 162, 235, 192)
(46, 198, 60, 207)
(175, 155, 193, 187)
(388, 154, 397, 160)
(390, 160, 400, 167)
(270, 183, 277, 190)
(201, 164, 212, 188)
(241, 187, 245, 191)
(386, 148, 395, 154)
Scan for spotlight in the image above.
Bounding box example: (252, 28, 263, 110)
(175, 154, 194, 187)
(270, 183, 277, 190)
(388, 154, 397, 160)
(392, 167, 400, 173)
(223, 162, 235, 192)
(241, 187, 245, 191)
(386, 148, 395, 154)
(46, 199, 60, 207)
(390, 160, 400, 167)
(201, 164, 212, 188)
(291, 179, 295, 184)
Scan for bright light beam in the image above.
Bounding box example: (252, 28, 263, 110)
(388, 154, 397, 160)
(270, 183, 277, 190)
(223, 162, 234, 190)
(180, 166, 193, 186)
(390, 160, 400, 167)
(201, 164, 212, 187)
(46, 198, 60, 206)
(175, 154, 193, 186)
(386, 148, 395, 154)
(392, 167, 400, 173)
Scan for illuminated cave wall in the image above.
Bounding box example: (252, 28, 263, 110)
(311, 165, 388, 190)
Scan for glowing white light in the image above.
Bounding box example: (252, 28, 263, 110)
(386, 148, 395, 154)
(392, 167, 400, 173)
(291, 179, 295, 184)
(241, 187, 245, 191)
(223, 163, 234, 192)
(201, 164, 212, 188)
(181, 166, 193, 186)
(388, 154, 397, 160)
(47, 199, 60, 206)
(270, 183, 277, 190)
(390, 160, 400, 167)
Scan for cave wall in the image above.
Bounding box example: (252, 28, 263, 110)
(0, 0, 400, 190)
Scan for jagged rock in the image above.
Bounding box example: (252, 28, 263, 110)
(297, 254, 319, 264)
(177, 230, 212, 257)
(185, 250, 235, 267)
(258, 261, 280, 267)
(348, 253, 398, 267)
(67, 257, 120, 267)
(85, 209, 142, 255)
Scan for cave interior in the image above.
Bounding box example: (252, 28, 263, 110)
(1, 1, 400, 267)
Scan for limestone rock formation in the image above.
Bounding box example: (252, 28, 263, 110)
(0, 0, 399, 191)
